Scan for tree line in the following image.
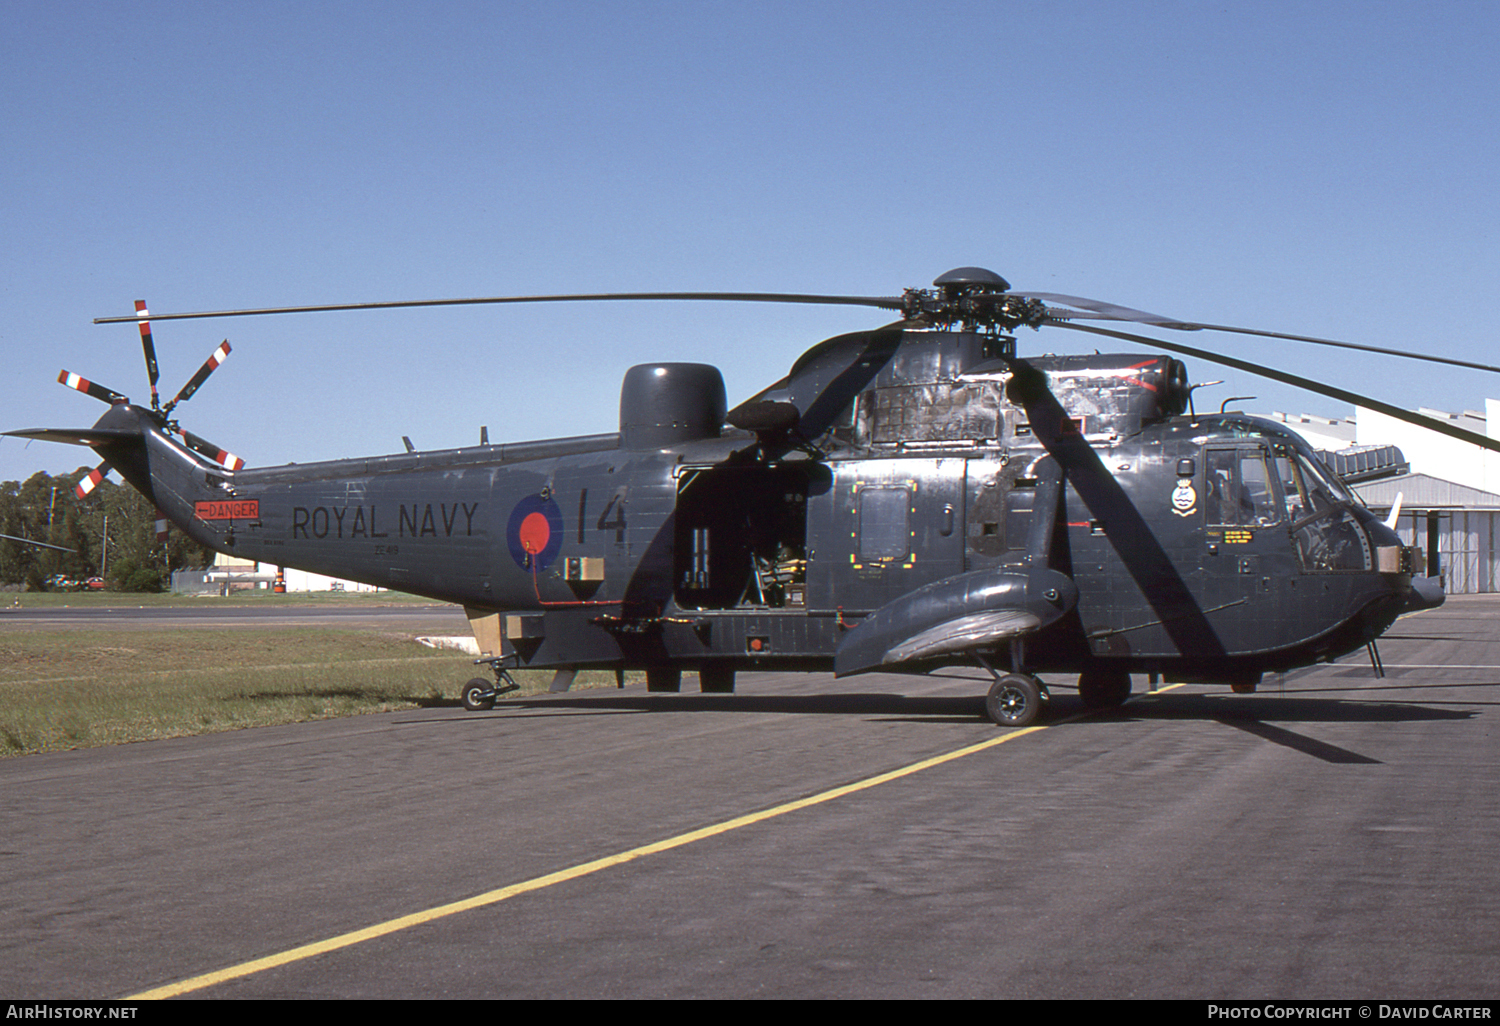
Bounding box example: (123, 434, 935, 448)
(0, 469, 217, 591)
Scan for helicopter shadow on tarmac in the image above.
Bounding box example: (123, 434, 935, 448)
(1110, 687, 1481, 764)
(412, 683, 1479, 735)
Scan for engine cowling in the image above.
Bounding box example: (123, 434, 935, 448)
(619, 363, 727, 450)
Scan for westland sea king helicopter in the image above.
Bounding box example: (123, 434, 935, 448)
(11, 268, 1493, 727)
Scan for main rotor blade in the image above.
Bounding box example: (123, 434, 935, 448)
(1052, 321, 1500, 455)
(1154, 319, 1500, 376)
(3, 427, 142, 447)
(94, 291, 905, 324)
(1023, 291, 1500, 375)
(1013, 292, 1190, 328)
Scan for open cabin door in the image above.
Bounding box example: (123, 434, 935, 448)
(672, 464, 826, 611)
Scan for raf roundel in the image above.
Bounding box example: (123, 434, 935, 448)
(506, 494, 564, 572)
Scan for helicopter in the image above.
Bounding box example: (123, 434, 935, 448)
(10, 268, 1494, 728)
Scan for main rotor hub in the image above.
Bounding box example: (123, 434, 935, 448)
(932, 266, 1012, 296)
(901, 267, 1046, 335)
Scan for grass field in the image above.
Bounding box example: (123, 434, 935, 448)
(1, 588, 450, 608)
(0, 596, 635, 756)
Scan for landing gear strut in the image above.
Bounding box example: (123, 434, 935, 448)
(461, 656, 521, 712)
(698, 665, 735, 693)
(646, 666, 682, 692)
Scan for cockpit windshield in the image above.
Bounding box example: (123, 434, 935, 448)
(1282, 438, 1358, 506)
(1208, 438, 1371, 572)
(1270, 441, 1358, 521)
(1271, 442, 1370, 571)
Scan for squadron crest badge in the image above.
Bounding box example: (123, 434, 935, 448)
(1171, 478, 1197, 517)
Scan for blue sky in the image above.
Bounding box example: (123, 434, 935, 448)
(4, 0, 1497, 484)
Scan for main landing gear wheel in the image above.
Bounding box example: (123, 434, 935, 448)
(985, 674, 1043, 728)
(461, 678, 496, 712)
(1078, 669, 1132, 710)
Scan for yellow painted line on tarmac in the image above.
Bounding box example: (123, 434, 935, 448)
(127, 721, 1053, 999)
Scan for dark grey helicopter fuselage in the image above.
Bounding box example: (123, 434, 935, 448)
(88, 325, 1422, 688)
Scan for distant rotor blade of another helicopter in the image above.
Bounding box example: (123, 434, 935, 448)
(1023, 292, 1500, 376)
(93, 292, 906, 324)
(1052, 320, 1500, 456)
(0, 532, 75, 554)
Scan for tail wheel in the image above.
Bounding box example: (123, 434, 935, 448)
(461, 678, 495, 712)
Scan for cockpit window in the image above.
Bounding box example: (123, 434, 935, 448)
(1206, 448, 1281, 526)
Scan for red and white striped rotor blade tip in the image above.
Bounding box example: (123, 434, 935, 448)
(74, 465, 108, 500)
(136, 300, 161, 408)
(58, 371, 128, 406)
(183, 431, 245, 471)
(169, 341, 232, 408)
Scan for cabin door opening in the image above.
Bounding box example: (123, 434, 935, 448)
(673, 466, 812, 610)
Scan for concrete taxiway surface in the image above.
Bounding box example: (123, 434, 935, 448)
(2, 596, 1498, 999)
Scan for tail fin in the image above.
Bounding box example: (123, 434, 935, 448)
(7, 403, 233, 551)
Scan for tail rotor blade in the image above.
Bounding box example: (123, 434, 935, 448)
(182, 430, 245, 471)
(58, 370, 129, 406)
(74, 462, 109, 500)
(135, 300, 161, 410)
(165, 341, 231, 412)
